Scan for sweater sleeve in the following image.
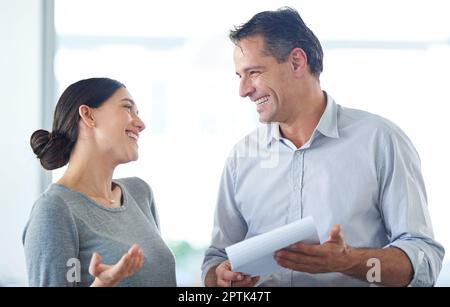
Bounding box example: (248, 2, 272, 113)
(22, 196, 79, 286)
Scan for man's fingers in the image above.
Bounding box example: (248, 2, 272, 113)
(216, 261, 243, 282)
(217, 278, 230, 287)
(276, 249, 322, 265)
(328, 224, 343, 242)
(229, 275, 251, 287)
(286, 242, 324, 256)
(215, 261, 249, 287)
(276, 256, 322, 274)
(231, 276, 260, 287)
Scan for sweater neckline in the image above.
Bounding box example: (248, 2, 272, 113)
(51, 179, 129, 212)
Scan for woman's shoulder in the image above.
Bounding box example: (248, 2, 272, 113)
(31, 184, 73, 216)
(115, 177, 152, 193)
(23, 185, 78, 243)
(115, 177, 158, 223)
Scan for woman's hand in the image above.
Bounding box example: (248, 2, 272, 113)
(89, 244, 145, 287)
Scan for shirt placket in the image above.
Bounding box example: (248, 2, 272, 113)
(290, 149, 304, 222)
(286, 149, 305, 286)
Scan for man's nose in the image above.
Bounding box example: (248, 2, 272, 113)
(239, 77, 255, 98)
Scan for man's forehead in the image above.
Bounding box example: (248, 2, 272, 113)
(233, 41, 266, 60)
(235, 36, 264, 50)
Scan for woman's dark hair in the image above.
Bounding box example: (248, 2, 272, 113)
(30, 78, 125, 170)
(229, 7, 323, 78)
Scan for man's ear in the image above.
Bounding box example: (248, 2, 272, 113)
(289, 48, 308, 76)
(79, 105, 95, 128)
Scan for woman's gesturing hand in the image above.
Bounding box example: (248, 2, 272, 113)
(89, 244, 145, 287)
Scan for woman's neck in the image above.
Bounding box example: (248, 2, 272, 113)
(57, 144, 118, 202)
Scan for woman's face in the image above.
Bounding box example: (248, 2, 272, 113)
(91, 87, 146, 164)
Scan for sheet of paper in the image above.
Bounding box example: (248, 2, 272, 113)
(225, 216, 320, 276)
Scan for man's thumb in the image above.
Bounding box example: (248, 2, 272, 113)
(328, 224, 343, 242)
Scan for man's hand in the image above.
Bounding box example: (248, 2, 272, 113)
(215, 260, 260, 287)
(275, 224, 353, 274)
(89, 244, 145, 287)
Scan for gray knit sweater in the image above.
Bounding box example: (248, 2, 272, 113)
(23, 177, 177, 287)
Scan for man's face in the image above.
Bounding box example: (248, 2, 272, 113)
(233, 35, 293, 123)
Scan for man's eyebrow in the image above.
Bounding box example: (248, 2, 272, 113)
(243, 65, 264, 72)
(236, 65, 265, 76)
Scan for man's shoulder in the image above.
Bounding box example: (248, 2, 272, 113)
(338, 105, 404, 136)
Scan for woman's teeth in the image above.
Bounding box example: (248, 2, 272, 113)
(126, 131, 139, 141)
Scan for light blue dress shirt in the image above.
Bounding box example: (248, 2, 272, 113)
(202, 92, 444, 287)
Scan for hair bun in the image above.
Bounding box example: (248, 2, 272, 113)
(30, 129, 51, 157)
(30, 129, 69, 170)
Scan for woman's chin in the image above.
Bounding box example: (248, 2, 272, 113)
(118, 153, 139, 164)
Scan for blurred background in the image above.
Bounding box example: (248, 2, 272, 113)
(1, 0, 449, 286)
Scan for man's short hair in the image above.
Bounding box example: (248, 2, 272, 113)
(230, 7, 323, 78)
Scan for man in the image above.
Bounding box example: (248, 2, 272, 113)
(201, 7, 444, 287)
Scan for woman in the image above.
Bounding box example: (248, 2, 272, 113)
(23, 78, 177, 287)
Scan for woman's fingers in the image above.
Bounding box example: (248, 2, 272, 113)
(89, 245, 145, 286)
(127, 251, 139, 274)
(128, 244, 140, 256)
(111, 252, 131, 278)
(88, 252, 101, 276)
(138, 250, 145, 269)
(117, 245, 144, 277)
(129, 248, 144, 274)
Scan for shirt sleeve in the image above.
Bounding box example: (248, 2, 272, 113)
(201, 154, 248, 284)
(378, 125, 445, 286)
(22, 196, 79, 287)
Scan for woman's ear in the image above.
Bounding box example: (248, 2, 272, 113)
(79, 105, 95, 128)
(289, 48, 308, 77)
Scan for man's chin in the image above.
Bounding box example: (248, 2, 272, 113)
(258, 115, 275, 124)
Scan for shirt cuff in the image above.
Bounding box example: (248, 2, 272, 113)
(386, 240, 429, 287)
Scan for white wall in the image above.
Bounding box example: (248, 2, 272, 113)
(0, 0, 44, 285)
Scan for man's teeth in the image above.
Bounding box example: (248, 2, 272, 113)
(255, 96, 270, 106)
(126, 132, 139, 141)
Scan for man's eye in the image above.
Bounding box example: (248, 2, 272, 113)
(124, 105, 132, 110)
(249, 71, 260, 76)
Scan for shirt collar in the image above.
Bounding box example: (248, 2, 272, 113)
(266, 91, 339, 146)
(316, 91, 339, 139)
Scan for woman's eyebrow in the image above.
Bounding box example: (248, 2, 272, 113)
(121, 98, 135, 105)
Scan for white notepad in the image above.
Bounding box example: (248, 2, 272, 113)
(225, 216, 320, 276)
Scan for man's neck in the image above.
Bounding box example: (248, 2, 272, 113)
(279, 90, 326, 149)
